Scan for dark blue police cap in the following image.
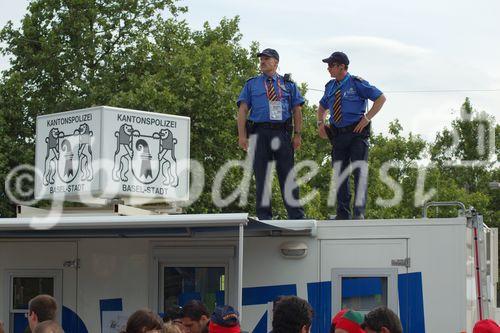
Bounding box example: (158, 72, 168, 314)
(210, 305, 240, 327)
(322, 51, 349, 65)
(257, 48, 279, 61)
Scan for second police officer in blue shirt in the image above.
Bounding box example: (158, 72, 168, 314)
(317, 51, 386, 220)
(237, 48, 305, 220)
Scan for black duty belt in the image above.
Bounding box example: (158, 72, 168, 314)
(253, 122, 287, 130)
(325, 121, 371, 142)
(334, 122, 359, 133)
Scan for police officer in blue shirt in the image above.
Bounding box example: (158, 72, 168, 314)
(237, 48, 305, 220)
(317, 51, 386, 220)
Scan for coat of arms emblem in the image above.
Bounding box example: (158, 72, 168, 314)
(42, 123, 94, 185)
(112, 124, 179, 186)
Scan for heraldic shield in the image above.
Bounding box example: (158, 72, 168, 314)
(56, 133, 80, 183)
(131, 135, 161, 184)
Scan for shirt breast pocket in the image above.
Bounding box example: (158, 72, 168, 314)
(250, 90, 268, 109)
(325, 90, 336, 107)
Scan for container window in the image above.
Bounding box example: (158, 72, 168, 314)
(12, 277, 54, 310)
(341, 276, 388, 314)
(163, 267, 225, 313)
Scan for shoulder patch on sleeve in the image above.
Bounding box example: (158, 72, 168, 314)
(246, 76, 258, 83)
(352, 75, 366, 82)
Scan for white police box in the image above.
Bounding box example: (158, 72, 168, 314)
(34, 106, 190, 202)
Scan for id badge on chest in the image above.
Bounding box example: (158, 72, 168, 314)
(269, 100, 283, 121)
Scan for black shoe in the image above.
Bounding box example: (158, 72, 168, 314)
(288, 215, 306, 220)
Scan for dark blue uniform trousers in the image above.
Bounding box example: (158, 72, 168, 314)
(252, 126, 305, 220)
(331, 131, 369, 219)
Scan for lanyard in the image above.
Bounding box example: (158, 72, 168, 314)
(264, 76, 283, 100)
(334, 74, 350, 92)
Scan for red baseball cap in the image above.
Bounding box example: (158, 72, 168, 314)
(333, 310, 365, 333)
(473, 319, 500, 333)
(332, 309, 349, 327)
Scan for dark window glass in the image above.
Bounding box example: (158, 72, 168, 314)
(341, 277, 388, 314)
(163, 267, 225, 313)
(12, 277, 54, 310)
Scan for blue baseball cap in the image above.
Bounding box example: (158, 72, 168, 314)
(322, 51, 349, 65)
(257, 48, 279, 61)
(210, 305, 240, 327)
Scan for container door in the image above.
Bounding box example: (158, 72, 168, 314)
(320, 238, 408, 315)
(0, 241, 78, 333)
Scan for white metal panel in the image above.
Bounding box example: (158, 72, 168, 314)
(241, 236, 319, 333)
(35, 107, 102, 200)
(76, 238, 149, 333)
(408, 222, 468, 333)
(100, 107, 190, 202)
(320, 238, 407, 276)
(243, 236, 319, 288)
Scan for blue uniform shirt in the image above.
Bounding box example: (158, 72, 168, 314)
(319, 73, 383, 128)
(237, 73, 305, 123)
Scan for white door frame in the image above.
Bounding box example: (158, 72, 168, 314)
(3, 269, 63, 333)
(149, 246, 236, 313)
(332, 267, 399, 315)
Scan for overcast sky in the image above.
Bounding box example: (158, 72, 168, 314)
(1, 0, 499, 141)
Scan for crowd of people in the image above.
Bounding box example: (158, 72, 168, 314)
(1, 294, 498, 333)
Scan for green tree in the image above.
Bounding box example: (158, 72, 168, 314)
(430, 98, 499, 226)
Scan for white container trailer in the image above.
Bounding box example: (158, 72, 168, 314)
(0, 206, 497, 333)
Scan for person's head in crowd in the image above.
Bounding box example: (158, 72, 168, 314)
(122, 309, 163, 333)
(209, 305, 240, 333)
(332, 310, 365, 333)
(27, 295, 58, 331)
(163, 305, 184, 323)
(330, 309, 348, 333)
(272, 296, 313, 333)
(33, 320, 64, 333)
(181, 300, 209, 333)
(163, 306, 186, 333)
(362, 307, 402, 333)
(473, 319, 500, 333)
(0, 319, 5, 333)
(163, 322, 183, 333)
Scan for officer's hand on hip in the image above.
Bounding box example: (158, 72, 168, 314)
(293, 134, 302, 150)
(238, 135, 249, 151)
(353, 116, 370, 133)
(318, 123, 328, 139)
